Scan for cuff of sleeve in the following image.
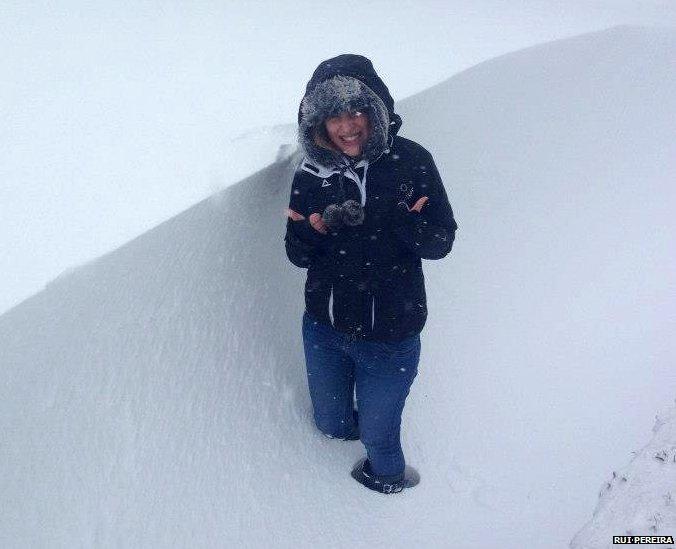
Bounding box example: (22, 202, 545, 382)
(391, 206, 422, 230)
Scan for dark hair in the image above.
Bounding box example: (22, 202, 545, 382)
(316, 122, 330, 144)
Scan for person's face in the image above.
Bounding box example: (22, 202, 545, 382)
(324, 110, 370, 157)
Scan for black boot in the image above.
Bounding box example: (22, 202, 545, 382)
(350, 458, 406, 494)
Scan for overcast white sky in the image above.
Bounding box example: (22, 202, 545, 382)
(2, 1, 676, 314)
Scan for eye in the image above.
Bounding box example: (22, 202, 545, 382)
(350, 110, 364, 118)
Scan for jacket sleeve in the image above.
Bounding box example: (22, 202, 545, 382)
(391, 152, 458, 260)
(284, 171, 328, 269)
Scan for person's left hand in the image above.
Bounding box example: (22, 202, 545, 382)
(399, 196, 429, 213)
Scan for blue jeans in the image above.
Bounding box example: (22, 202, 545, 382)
(302, 310, 420, 478)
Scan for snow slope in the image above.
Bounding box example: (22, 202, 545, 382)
(1, 26, 674, 548)
(395, 24, 676, 547)
(571, 402, 676, 548)
(0, 121, 296, 317)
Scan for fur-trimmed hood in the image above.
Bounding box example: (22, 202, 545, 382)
(297, 54, 403, 170)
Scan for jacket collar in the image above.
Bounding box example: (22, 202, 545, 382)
(300, 157, 367, 179)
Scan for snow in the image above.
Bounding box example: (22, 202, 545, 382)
(571, 402, 676, 548)
(1, 26, 675, 548)
(0, 122, 296, 316)
(223, 123, 298, 177)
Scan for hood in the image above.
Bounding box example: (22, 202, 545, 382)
(297, 54, 403, 170)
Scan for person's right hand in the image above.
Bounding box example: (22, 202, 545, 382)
(287, 208, 328, 234)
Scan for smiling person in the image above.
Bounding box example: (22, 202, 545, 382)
(284, 54, 458, 494)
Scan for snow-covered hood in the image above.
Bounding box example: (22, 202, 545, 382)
(297, 54, 403, 170)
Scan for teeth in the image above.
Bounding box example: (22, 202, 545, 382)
(341, 134, 359, 142)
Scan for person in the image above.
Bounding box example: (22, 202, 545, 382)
(284, 54, 458, 494)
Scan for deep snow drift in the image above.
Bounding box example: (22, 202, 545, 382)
(1, 26, 674, 548)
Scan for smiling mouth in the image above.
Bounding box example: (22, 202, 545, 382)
(340, 133, 361, 144)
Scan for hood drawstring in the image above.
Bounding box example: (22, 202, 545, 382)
(334, 156, 350, 204)
(336, 156, 368, 207)
(338, 166, 347, 202)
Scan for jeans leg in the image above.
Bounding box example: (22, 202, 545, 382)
(302, 312, 358, 440)
(351, 335, 420, 477)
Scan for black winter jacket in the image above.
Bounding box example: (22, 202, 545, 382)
(284, 55, 458, 342)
